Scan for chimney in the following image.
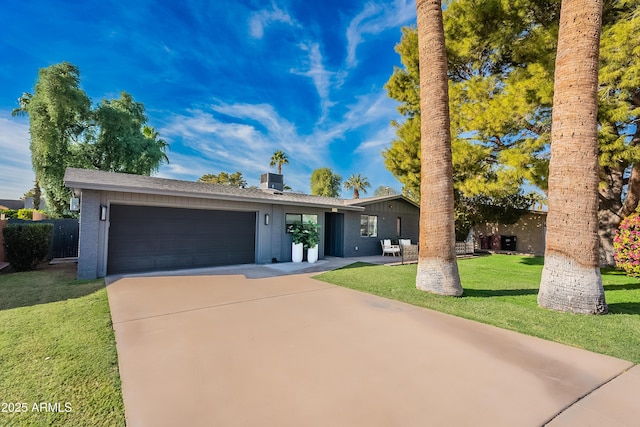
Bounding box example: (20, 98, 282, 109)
(260, 173, 284, 191)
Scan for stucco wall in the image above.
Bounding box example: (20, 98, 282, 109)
(473, 212, 546, 256)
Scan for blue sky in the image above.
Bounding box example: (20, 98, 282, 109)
(0, 0, 417, 200)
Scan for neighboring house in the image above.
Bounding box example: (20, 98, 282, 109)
(23, 197, 47, 210)
(0, 199, 24, 211)
(473, 210, 547, 256)
(64, 168, 420, 279)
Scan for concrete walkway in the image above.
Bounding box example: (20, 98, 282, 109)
(107, 260, 639, 426)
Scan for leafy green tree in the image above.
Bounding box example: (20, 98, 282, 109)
(385, 1, 640, 264)
(198, 171, 247, 187)
(14, 62, 169, 215)
(13, 62, 91, 215)
(78, 92, 169, 175)
(270, 150, 289, 175)
(310, 168, 342, 197)
(343, 173, 371, 199)
(596, 0, 640, 264)
(373, 186, 399, 196)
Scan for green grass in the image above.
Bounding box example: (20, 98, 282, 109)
(315, 254, 640, 363)
(0, 264, 125, 426)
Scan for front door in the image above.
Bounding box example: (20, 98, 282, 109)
(324, 213, 344, 257)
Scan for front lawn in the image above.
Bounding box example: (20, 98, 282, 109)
(0, 264, 125, 426)
(315, 255, 640, 363)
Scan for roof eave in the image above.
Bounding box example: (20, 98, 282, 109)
(65, 180, 364, 211)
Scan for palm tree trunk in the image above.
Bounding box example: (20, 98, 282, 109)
(538, 0, 607, 314)
(415, 0, 462, 296)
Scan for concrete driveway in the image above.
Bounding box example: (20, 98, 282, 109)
(107, 263, 637, 426)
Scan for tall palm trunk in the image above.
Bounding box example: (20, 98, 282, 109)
(415, 0, 462, 296)
(538, 0, 607, 314)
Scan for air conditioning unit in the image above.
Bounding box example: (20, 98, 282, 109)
(260, 173, 284, 191)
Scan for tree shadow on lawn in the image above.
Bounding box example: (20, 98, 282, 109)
(607, 302, 640, 315)
(518, 257, 545, 266)
(333, 262, 376, 271)
(603, 282, 640, 291)
(462, 288, 538, 298)
(0, 263, 104, 312)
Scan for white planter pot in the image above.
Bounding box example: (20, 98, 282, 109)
(307, 245, 319, 264)
(292, 242, 304, 263)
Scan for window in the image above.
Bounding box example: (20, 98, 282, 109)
(360, 215, 378, 237)
(286, 213, 318, 233)
(397, 217, 401, 236)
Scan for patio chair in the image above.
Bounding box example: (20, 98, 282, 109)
(381, 239, 400, 257)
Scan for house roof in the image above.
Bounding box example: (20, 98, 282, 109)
(344, 194, 420, 209)
(0, 199, 24, 210)
(64, 168, 367, 211)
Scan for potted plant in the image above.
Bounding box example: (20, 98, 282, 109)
(304, 222, 320, 264)
(290, 221, 305, 263)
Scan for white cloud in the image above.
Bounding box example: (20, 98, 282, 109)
(345, 0, 415, 68)
(157, 102, 335, 191)
(290, 42, 345, 123)
(0, 115, 35, 199)
(249, 2, 297, 39)
(344, 92, 398, 125)
(155, 89, 401, 195)
(355, 126, 396, 154)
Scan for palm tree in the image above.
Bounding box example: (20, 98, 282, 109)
(270, 150, 289, 175)
(414, 0, 462, 296)
(344, 173, 371, 199)
(538, 0, 607, 314)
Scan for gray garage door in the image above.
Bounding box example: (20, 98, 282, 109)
(107, 205, 256, 274)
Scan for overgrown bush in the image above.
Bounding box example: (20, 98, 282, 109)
(17, 208, 34, 220)
(1, 209, 19, 219)
(613, 213, 640, 277)
(2, 223, 53, 271)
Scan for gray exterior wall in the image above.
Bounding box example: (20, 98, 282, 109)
(272, 205, 328, 262)
(74, 187, 420, 279)
(76, 189, 335, 278)
(343, 200, 419, 257)
(77, 190, 101, 279)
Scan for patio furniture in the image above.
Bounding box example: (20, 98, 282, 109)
(381, 239, 400, 257)
(401, 244, 419, 264)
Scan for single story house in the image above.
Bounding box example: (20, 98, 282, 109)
(64, 168, 420, 279)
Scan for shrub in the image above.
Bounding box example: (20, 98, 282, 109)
(613, 213, 640, 277)
(303, 222, 320, 249)
(2, 223, 53, 271)
(1, 209, 19, 219)
(17, 208, 34, 220)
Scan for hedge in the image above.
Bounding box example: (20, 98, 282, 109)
(2, 223, 53, 271)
